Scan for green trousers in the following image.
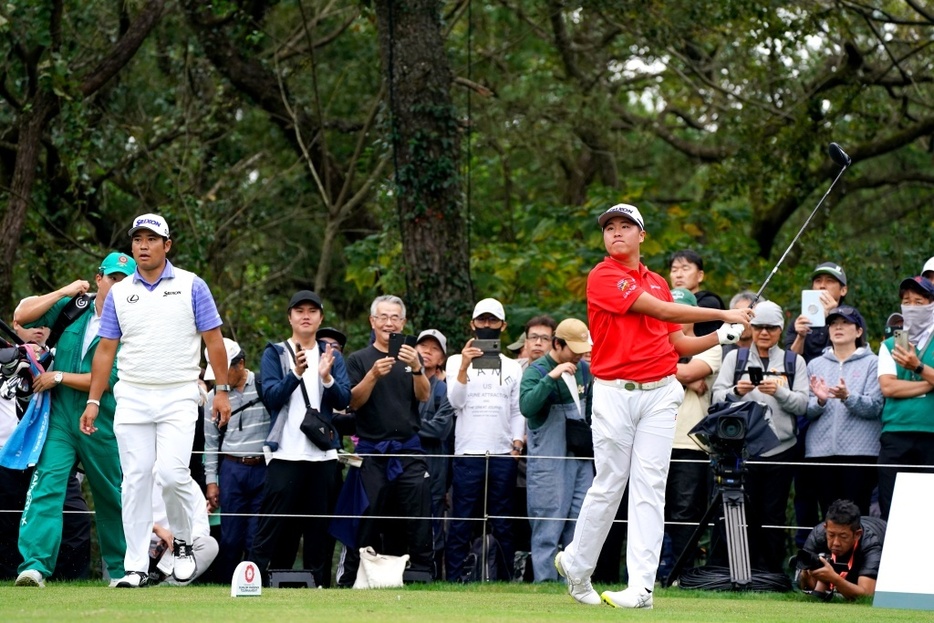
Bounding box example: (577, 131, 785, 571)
(17, 407, 125, 579)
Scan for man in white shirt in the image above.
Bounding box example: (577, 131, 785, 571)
(444, 298, 525, 581)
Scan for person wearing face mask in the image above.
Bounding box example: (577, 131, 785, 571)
(876, 276, 934, 520)
(444, 298, 525, 581)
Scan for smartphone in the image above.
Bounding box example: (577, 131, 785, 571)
(802, 290, 825, 327)
(388, 332, 405, 358)
(894, 329, 909, 351)
(747, 365, 764, 386)
(472, 338, 501, 370)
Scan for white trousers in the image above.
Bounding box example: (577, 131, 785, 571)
(563, 379, 682, 591)
(114, 381, 201, 574)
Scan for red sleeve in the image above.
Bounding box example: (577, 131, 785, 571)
(587, 261, 644, 315)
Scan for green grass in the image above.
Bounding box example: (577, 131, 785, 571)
(2, 582, 933, 623)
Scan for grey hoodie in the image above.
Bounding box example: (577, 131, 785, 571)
(712, 345, 808, 457)
(804, 346, 883, 457)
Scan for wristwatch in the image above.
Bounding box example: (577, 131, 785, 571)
(411, 368, 424, 376)
(915, 363, 925, 375)
(214, 384, 232, 392)
(54, 371, 63, 385)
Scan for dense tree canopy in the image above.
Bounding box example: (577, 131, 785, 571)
(0, 1, 931, 356)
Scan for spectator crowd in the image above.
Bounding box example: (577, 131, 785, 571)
(1, 207, 924, 601)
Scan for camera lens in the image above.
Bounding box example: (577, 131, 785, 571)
(717, 415, 746, 440)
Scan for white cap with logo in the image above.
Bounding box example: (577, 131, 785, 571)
(128, 213, 170, 238)
(416, 329, 448, 354)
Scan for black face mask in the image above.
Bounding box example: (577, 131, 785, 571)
(474, 327, 502, 340)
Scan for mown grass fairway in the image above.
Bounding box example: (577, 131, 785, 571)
(2, 582, 933, 623)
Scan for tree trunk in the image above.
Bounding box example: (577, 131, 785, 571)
(374, 0, 473, 336)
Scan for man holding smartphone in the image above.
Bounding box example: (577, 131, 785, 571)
(341, 295, 433, 585)
(444, 297, 525, 581)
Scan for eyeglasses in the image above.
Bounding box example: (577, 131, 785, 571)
(473, 316, 504, 328)
(753, 325, 781, 333)
(527, 333, 552, 342)
(371, 314, 404, 324)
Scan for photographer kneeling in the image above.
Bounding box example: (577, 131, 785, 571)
(797, 499, 886, 600)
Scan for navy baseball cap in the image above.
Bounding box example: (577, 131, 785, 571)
(826, 305, 866, 331)
(899, 276, 934, 300)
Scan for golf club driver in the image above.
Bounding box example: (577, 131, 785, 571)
(752, 142, 852, 305)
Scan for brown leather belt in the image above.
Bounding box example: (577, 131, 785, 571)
(224, 454, 265, 467)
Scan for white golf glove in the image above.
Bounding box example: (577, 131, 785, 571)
(716, 323, 744, 345)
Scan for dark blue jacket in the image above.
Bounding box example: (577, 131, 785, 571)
(260, 340, 351, 450)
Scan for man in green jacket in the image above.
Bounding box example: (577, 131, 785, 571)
(13, 252, 135, 587)
(519, 317, 594, 582)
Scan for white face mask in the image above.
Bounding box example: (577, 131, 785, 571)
(901, 302, 934, 345)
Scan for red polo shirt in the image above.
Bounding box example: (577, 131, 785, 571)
(587, 257, 681, 382)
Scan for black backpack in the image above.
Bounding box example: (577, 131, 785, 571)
(732, 347, 798, 387)
(460, 534, 509, 583)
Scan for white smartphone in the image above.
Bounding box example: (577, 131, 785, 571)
(801, 290, 825, 327)
(894, 329, 909, 351)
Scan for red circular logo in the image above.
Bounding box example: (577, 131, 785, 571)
(245, 564, 255, 583)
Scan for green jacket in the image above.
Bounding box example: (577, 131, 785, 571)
(519, 354, 589, 430)
(29, 297, 120, 420)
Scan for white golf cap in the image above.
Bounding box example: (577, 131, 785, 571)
(128, 213, 170, 238)
(923, 256, 934, 276)
(204, 338, 243, 381)
(472, 298, 505, 320)
(417, 329, 447, 354)
(597, 203, 645, 230)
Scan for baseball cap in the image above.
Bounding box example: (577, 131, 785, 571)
(417, 329, 447, 354)
(472, 298, 505, 320)
(127, 213, 170, 238)
(826, 305, 866, 331)
(923, 256, 934, 277)
(507, 332, 526, 353)
(288, 290, 323, 311)
(555, 318, 592, 354)
(99, 252, 136, 277)
(204, 338, 243, 381)
(316, 327, 347, 350)
(749, 301, 785, 329)
(811, 262, 847, 286)
(671, 287, 698, 307)
(597, 203, 645, 230)
(898, 276, 934, 300)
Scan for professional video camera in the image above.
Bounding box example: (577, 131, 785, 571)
(689, 399, 781, 460)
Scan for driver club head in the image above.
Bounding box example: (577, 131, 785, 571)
(829, 142, 851, 168)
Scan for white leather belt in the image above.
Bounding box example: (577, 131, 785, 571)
(594, 375, 675, 391)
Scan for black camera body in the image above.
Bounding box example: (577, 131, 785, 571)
(796, 549, 826, 571)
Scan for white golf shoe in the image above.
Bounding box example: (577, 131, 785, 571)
(14, 569, 44, 587)
(554, 551, 601, 606)
(114, 571, 149, 588)
(172, 539, 196, 582)
(601, 586, 654, 609)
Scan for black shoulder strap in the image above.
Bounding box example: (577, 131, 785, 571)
(46, 293, 96, 349)
(784, 349, 797, 387)
(733, 347, 750, 385)
(283, 340, 313, 410)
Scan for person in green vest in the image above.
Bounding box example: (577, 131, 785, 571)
(13, 252, 136, 587)
(877, 275, 934, 520)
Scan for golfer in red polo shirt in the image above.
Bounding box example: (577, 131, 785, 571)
(554, 203, 754, 609)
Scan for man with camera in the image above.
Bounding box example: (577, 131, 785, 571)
(341, 294, 433, 585)
(12, 253, 136, 587)
(249, 290, 350, 588)
(444, 298, 525, 581)
(797, 499, 886, 600)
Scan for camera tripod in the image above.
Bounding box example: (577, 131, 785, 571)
(662, 455, 751, 589)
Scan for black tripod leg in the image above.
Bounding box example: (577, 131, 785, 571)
(663, 490, 722, 588)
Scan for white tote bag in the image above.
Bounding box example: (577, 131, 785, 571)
(353, 546, 410, 589)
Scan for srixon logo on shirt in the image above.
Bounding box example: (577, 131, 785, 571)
(162, 290, 181, 297)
